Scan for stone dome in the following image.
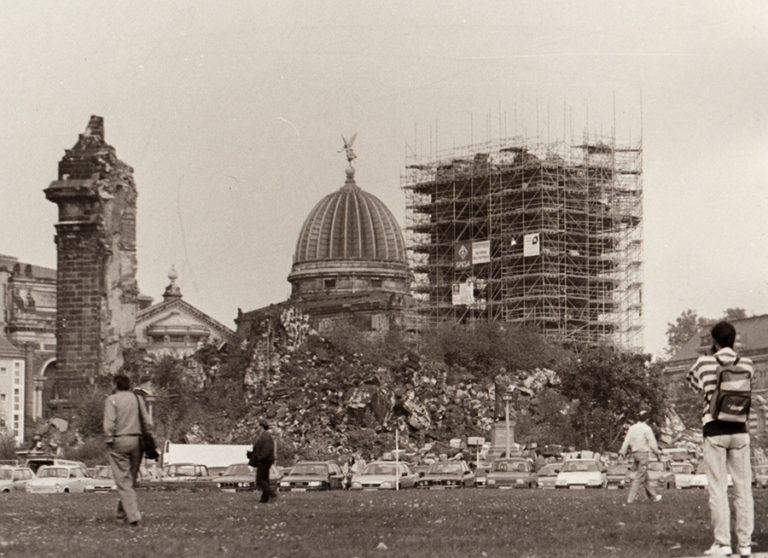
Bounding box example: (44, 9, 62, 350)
(292, 169, 407, 265)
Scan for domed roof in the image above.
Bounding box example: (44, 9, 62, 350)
(293, 168, 407, 265)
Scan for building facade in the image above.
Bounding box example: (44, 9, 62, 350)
(136, 268, 235, 357)
(0, 337, 25, 444)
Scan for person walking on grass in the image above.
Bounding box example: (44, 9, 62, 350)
(103, 373, 151, 526)
(619, 409, 663, 504)
(687, 321, 754, 557)
(252, 420, 278, 503)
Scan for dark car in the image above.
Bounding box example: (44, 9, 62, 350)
(536, 462, 562, 489)
(606, 463, 630, 489)
(486, 458, 537, 489)
(216, 463, 284, 492)
(279, 461, 344, 491)
(753, 464, 768, 488)
(418, 461, 475, 489)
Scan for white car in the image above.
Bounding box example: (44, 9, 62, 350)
(669, 462, 695, 489)
(26, 464, 90, 494)
(85, 465, 117, 492)
(690, 463, 733, 489)
(0, 466, 36, 492)
(555, 458, 606, 489)
(350, 461, 419, 490)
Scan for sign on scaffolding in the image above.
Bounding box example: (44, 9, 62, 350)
(454, 242, 471, 269)
(451, 280, 475, 306)
(471, 240, 490, 264)
(523, 233, 540, 257)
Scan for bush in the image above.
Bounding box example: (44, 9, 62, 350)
(62, 436, 110, 466)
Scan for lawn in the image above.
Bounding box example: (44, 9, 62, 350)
(1, 488, 766, 557)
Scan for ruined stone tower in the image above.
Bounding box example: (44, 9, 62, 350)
(44, 116, 138, 403)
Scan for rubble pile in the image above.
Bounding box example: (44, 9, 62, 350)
(234, 334, 498, 459)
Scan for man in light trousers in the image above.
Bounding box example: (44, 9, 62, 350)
(619, 409, 663, 503)
(687, 320, 753, 557)
(104, 373, 152, 526)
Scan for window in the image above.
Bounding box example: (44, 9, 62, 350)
(14, 377, 19, 384)
(0, 368, 6, 375)
(0, 394, 5, 401)
(324, 279, 336, 289)
(13, 389, 19, 395)
(371, 278, 382, 288)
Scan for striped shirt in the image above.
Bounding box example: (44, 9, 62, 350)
(686, 347, 753, 436)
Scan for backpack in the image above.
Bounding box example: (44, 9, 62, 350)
(708, 355, 752, 423)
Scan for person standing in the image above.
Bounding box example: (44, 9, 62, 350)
(687, 321, 754, 557)
(103, 373, 151, 526)
(252, 421, 277, 503)
(619, 409, 663, 504)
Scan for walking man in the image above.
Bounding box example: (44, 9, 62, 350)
(252, 421, 277, 503)
(619, 409, 663, 503)
(104, 373, 151, 526)
(687, 321, 754, 557)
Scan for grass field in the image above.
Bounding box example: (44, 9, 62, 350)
(0, 488, 766, 557)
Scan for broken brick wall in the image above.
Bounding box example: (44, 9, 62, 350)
(45, 116, 138, 399)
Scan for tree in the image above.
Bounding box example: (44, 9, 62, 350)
(665, 307, 750, 357)
(665, 309, 706, 356)
(558, 346, 666, 452)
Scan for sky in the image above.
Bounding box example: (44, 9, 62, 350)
(1, 1, 766, 357)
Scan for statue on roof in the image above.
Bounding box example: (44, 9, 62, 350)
(339, 133, 358, 165)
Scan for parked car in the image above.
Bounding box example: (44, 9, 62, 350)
(646, 460, 674, 490)
(279, 461, 344, 491)
(85, 465, 117, 492)
(26, 463, 90, 494)
(486, 458, 537, 489)
(216, 463, 256, 492)
(418, 460, 475, 489)
(754, 464, 768, 488)
(536, 463, 562, 489)
(0, 466, 36, 493)
(690, 463, 733, 489)
(473, 461, 493, 488)
(606, 463, 630, 489)
(350, 461, 419, 490)
(161, 463, 212, 482)
(669, 462, 695, 489)
(556, 458, 606, 489)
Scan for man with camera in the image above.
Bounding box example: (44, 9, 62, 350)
(250, 421, 277, 504)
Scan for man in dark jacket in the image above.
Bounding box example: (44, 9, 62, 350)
(252, 421, 277, 503)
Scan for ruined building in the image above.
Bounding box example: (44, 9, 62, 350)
(44, 116, 138, 406)
(402, 136, 643, 351)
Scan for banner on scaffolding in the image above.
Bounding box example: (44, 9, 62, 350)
(454, 242, 471, 269)
(472, 240, 490, 264)
(524, 233, 540, 257)
(451, 280, 475, 306)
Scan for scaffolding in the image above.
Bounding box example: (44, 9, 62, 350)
(401, 135, 643, 351)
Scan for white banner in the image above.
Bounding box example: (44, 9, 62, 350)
(524, 233, 540, 257)
(472, 240, 490, 264)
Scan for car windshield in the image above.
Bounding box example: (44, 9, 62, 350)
(364, 463, 397, 475)
(671, 463, 692, 474)
(538, 464, 561, 476)
(0, 469, 12, 480)
(169, 465, 198, 476)
(39, 468, 69, 478)
(562, 461, 598, 473)
(428, 462, 462, 474)
(493, 460, 528, 472)
(225, 464, 253, 476)
(607, 465, 628, 474)
(290, 464, 328, 476)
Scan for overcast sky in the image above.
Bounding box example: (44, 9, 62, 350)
(1, 1, 766, 357)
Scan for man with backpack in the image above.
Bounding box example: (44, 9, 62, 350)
(687, 321, 754, 557)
